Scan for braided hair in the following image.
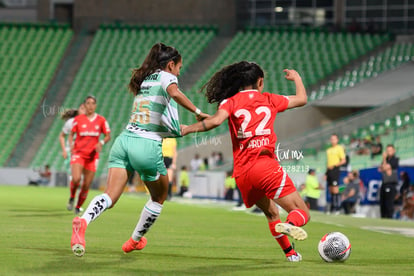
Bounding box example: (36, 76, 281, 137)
(202, 61, 264, 105)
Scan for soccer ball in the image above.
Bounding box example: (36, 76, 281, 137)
(318, 232, 351, 262)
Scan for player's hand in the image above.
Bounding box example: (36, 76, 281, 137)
(95, 142, 103, 153)
(180, 124, 188, 136)
(196, 112, 210, 122)
(62, 150, 68, 159)
(283, 69, 301, 81)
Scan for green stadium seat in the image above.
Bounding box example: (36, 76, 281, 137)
(0, 24, 73, 166)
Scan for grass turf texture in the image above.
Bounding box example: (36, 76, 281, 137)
(1, 185, 414, 276)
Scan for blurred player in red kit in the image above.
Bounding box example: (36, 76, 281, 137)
(181, 61, 309, 262)
(68, 95, 111, 214)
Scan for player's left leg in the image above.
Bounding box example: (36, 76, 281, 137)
(122, 174, 168, 253)
(255, 196, 301, 261)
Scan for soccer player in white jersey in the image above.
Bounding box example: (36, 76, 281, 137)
(71, 43, 209, 257)
(59, 104, 85, 207)
(181, 61, 309, 262)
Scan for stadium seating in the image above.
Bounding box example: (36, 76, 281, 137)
(310, 41, 414, 101)
(0, 23, 73, 165)
(178, 27, 389, 148)
(31, 24, 217, 177)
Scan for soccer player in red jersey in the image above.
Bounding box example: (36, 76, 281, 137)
(181, 61, 309, 262)
(68, 96, 111, 214)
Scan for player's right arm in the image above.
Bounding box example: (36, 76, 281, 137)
(284, 69, 307, 109)
(68, 131, 75, 153)
(181, 109, 229, 135)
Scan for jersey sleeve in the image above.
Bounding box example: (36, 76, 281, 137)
(339, 145, 346, 160)
(269, 94, 289, 112)
(62, 118, 73, 135)
(160, 72, 178, 92)
(101, 117, 111, 134)
(218, 98, 232, 115)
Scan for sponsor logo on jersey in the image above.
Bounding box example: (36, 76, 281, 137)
(79, 131, 100, 136)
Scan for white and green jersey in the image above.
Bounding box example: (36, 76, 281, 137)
(126, 70, 182, 141)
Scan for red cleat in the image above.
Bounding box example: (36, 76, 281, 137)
(71, 217, 87, 257)
(122, 237, 147, 253)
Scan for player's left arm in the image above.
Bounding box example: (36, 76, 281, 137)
(181, 109, 229, 136)
(96, 120, 111, 152)
(284, 69, 307, 109)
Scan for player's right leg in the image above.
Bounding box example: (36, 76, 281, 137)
(68, 162, 83, 211)
(274, 191, 309, 241)
(122, 136, 168, 253)
(122, 174, 168, 253)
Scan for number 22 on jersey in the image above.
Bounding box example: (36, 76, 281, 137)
(235, 106, 271, 139)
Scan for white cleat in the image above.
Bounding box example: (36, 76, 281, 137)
(286, 252, 302, 262)
(275, 223, 308, 241)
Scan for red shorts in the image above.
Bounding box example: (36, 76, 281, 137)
(235, 156, 296, 208)
(70, 154, 99, 172)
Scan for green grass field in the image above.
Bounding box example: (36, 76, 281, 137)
(1, 185, 414, 276)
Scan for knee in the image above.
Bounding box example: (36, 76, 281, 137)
(72, 176, 81, 184)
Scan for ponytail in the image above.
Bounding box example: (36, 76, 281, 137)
(61, 109, 78, 120)
(128, 43, 182, 95)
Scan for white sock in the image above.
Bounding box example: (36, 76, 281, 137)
(81, 193, 112, 225)
(132, 200, 163, 241)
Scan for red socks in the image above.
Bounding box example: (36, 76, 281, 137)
(268, 220, 296, 257)
(70, 181, 79, 199)
(286, 209, 309, 227)
(76, 188, 89, 209)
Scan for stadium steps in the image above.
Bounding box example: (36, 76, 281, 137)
(7, 31, 94, 167)
(307, 38, 395, 100)
(310, 40, 414, 102)
(179, 36, 233, 91)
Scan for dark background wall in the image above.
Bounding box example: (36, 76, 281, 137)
(37, 0, 241, 35)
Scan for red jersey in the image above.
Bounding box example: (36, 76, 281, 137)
(71, 114, 110, 158)
(219, 90, 289, 177)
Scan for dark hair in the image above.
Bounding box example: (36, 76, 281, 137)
(352, 170, 359, 178)
(84, 95, 96, 103)
(61, 103, 84, 120)
(386, 144, 395, 148)
(201, 61, 264, 105)
(61, 109, 78, 120)
(129, 43, 182, 95)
